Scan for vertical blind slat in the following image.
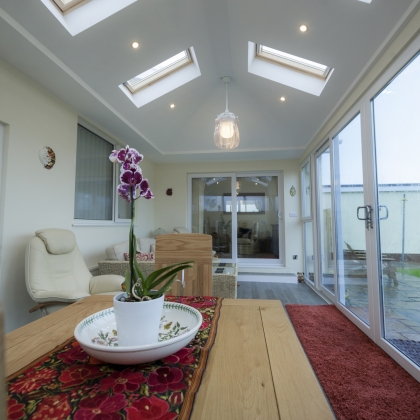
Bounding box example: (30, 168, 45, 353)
(74, 125, 113, 220)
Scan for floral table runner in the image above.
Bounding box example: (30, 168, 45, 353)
(7, 296, 222, 420)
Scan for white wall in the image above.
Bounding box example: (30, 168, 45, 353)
(153, 160, 303, 272)
(0, 58, 155, 332)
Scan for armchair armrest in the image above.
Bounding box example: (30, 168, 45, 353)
(89, 274, 124, 295)
(32, 290, 90, 303)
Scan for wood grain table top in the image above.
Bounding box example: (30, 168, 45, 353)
(5, 296, 334, 420)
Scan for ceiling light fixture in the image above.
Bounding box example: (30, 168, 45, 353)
(131, 41, 139, 49)
(280, 96, 286, 101)
(300, 24, 308, 32)
(214, 76, 240, 150)
(170, 103, 175, 108)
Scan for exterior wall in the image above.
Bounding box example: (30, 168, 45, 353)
(153, 160, 303, 273)
(0, 58, 155, 332)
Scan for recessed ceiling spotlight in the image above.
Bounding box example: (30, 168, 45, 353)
(299, 24, 308, 32)
(131, 41, 139, 49)
(280, 96, 286, 102)
(170, 103, 175, 109)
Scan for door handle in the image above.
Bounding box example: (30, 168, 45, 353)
(357, 205, 373, 229)
(379, 205, 389, 220)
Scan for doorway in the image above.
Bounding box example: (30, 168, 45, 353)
(189, 172, 283, 265)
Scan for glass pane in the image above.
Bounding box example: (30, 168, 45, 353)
(372, 51, 420, 366)
(317, 148, 335, 294)
(74, 125, 113, 220)
(333, 114, 369, 325)
(261, 46, 328, 71)
(128, 51, 189, 87)
(304, 221, 314, 283)
(302, 161, 311, 218)
(236, 176, 278, 259)
(117, 195, 131, 220)
(191, 177, 232, 258)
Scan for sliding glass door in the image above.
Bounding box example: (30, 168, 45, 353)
(371, 50, 420, 369)
(189, 173, 283, 264)
(191, 175, 233, 258)
(310, 39, 420, 380)
(332, 113, 370, 326)
(236, 175, 279, 261)
(316, 144, 335, 298)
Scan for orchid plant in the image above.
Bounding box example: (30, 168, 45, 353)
(110, 146, 192, 302)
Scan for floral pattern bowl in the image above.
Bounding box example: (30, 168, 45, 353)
(74, 302, 202, 365)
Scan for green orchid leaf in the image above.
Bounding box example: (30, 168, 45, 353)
(133, 255, 145, 284)
(144, 261, 193, 288)
(124, 269, 131, 296)
(147, 263, 193, 290)
(152, 274, 178, 298)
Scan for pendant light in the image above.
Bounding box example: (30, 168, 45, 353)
(214, 76, 240, 150)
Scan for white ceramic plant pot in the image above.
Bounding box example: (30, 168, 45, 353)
(113, 293, 164, 347)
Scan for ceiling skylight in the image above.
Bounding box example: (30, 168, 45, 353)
(257, 45, 331, 79)
(41, 0, 138, 36)
(124, 50, 193, 93)
(52, 0, 90, 14)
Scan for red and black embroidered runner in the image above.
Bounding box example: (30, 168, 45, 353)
(7, 296, 222, 420)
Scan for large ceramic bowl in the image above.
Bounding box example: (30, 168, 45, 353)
(74, 302, 202, 365)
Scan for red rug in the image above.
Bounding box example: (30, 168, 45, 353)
(7, 296, 222, 420)
(286, 304, 420, 420)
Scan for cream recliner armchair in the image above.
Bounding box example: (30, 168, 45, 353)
(25, 229, 124, 315)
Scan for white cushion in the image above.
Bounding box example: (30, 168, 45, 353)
(105, 239, 141, 261)
(36, 228, 76, 255)
(106, 238, 156, 261)
(89, 275, 124, 294)
(138, 238, 156, 253)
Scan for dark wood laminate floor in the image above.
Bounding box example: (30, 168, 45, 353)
(237, 281, 328, 305)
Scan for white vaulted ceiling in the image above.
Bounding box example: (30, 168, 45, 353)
(0, 0, 419, 162)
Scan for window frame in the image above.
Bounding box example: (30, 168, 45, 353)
(51, 0, 91, 14)
(73, 121, 131, 227)
(124, 49, 193, 94)
(301, 158, 312, 220)
(256, 44, 332, 79)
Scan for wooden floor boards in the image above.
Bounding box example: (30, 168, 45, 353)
(237, 281, 327, 305)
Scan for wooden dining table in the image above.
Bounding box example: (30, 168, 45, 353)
(5, 295, 334, 419)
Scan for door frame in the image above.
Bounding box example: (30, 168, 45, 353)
(187, 171, 284, 266)
(328, 101, 377, 340)
(362, 34, 420, 381)
(314, 139, 336, 302)
(309, 33, 420, 382)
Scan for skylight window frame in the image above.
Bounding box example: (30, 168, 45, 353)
(51, 0, 91, 14)
(256, 45, 331, 80)
(124, 49, 193, 94)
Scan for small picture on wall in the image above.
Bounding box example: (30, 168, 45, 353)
(39, 147, 56, 170)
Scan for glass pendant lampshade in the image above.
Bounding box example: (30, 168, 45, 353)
(214, 77, 240, 150)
